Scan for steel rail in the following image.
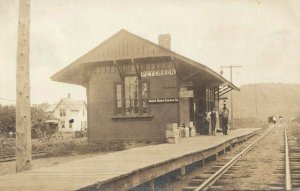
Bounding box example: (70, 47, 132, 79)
(0, 151, 46, 163)
(193, 125, 275, 191)
(285, 126, 292, 190)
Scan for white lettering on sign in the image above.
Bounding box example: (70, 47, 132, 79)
(141, 69, 176, 77)
(148, 98, 179, 104)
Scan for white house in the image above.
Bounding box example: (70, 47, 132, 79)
(46, 95, 87, 132)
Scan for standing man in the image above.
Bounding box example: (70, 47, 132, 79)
(203, 112, 210, 135)
(210, 107, 217, 136)
(221, 104, 229, 135)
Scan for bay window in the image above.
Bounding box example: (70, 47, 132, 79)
(125, 76, 139, 115)
(115, 76, 150, 116)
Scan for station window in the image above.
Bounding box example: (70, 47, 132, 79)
(125, 76, 139, 115)
(141, 82, 149, 114)
(115, 76, 150, 116)
(116, 83, 122, 115)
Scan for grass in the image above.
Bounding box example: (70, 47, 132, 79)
(0, 137, 126, 158)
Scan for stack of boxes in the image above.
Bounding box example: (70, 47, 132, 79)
(179, 124, 186, 137)
(189, 121, 196, 137)
(165, 121, 197, 143)
(165, 123, 181, 143)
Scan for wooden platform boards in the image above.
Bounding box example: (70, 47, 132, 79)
(0, 128, 260, 191)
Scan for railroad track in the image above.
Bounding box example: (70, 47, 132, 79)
(0, 151, 46, 163)
(286, 123, 300, 190)
(182, 123, 299, 191)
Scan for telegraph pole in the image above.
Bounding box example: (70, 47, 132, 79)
(16, 0, 31, 172)
(220, 65, 242, 129)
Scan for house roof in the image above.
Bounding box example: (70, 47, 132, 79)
(46, 98, 86, 113)
(51, 29, 239, 91)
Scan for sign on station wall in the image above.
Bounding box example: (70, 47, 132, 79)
(141, 69, 176, 77)
(179, 90, 194, 98)
(148, 98, 179, 104)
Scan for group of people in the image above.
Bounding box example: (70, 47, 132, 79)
(203, 104, 229, 136)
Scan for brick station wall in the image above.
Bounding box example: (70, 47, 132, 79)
(87, 64, 178, 143)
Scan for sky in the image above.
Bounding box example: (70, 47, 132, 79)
(0, 0, 300, 105)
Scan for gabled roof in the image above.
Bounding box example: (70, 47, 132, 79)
(46, 98, 86, 113)
(51, 29, 239, 90)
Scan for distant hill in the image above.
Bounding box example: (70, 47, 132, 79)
(229, 83, 300, 121)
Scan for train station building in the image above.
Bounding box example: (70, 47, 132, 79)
(51, 29, 239, 142)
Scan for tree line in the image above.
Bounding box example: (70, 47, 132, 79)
(0, 103, 55, 137)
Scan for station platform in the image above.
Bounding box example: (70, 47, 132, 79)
(0, 128, 261, 191)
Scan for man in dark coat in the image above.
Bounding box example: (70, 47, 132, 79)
(221, 105, 229, 135)
(203, 112, 210, 135)
(210, 107, 217, 136)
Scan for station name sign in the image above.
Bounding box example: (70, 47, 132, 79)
(141, 69, 176, 77)
(148, 98, 179, 104)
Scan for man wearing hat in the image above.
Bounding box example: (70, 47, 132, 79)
(221, 104, 229, 135)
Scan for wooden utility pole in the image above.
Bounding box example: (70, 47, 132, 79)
(220, 65, 242, 129)
(16, 0, 31, 172)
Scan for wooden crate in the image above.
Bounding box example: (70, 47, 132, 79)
(166, 136, 181, 144)
(165, 129, 180, 138)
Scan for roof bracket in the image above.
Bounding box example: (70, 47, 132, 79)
(172, 57, 183, 81)
(219, 87, 233, 97)
(115, 60, 125, 80)
(133, 58, 141, 78)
